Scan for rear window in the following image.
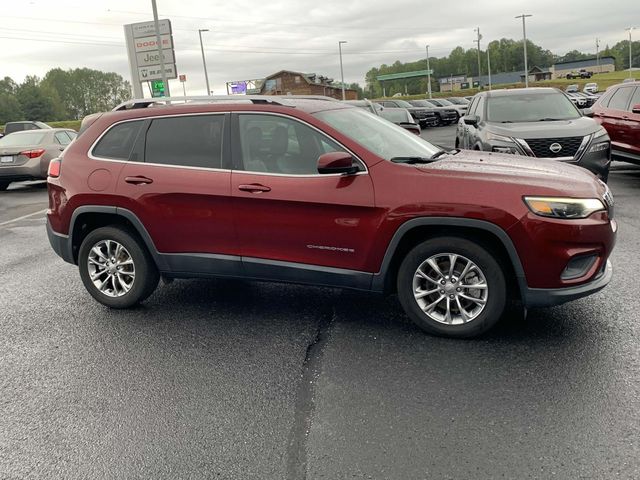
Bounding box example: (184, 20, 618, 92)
(606, 87, 634, 110)
(93, 121, 143, 160)
(0, 131, 47, 147)
(144, 115, 224, 169)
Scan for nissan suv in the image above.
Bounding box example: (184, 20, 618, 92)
(456, 88, 612, 182)
(46, 96, 616, 338)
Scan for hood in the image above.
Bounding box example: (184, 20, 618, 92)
(417, 150, 604, 198)
(486, 116, 600, 139)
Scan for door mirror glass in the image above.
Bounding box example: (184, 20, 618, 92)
(317, 152, 358, 174)
(463, 115, 479, 126)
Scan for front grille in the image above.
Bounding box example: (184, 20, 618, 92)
(523, 136, 585, 158)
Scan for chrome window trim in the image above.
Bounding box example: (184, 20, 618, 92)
(87, 111, 369, 178)
(234, 111, 368, 176)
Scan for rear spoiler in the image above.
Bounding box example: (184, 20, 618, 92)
(77, 112, 104, 137)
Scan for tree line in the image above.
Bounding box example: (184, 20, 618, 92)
(364, 38, 640, 97)
(0, 68, 131, 125)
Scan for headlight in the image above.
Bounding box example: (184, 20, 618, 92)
(523, 196, 606, 219)
(486, 131, 515, 143)
(588, 128, 610, 153)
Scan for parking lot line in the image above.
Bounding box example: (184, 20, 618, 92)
(0, 208, 48, 227)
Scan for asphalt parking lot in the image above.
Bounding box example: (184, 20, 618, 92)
(1, 130, 639, 479)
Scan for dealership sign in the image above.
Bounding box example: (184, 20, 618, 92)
(124, 19, 177, 97)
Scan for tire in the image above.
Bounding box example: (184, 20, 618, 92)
(78, 226, 159, 308)
(397, 237, 507, 338)
(0, 182, 10, 191)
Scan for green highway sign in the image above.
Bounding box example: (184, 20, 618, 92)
(376, 70, 433, 81)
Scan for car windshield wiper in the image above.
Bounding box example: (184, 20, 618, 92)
(500, 120, 514, 123)
(537, 118, 562, 121)
(390, 156, 435, 164)
(430, 150, 449, 160)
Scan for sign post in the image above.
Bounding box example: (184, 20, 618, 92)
(179, 74, 186, 97)
(124, 17, 177, 98)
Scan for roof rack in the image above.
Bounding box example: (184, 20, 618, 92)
(112, 94, 340, 111)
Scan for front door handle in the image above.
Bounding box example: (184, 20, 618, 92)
(125, 175, 153, 185)
(238, 183, 271, 193)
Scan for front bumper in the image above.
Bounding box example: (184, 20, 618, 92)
(523, 260, 612, 307)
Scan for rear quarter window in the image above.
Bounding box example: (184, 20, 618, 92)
(92, 120, 143, 160)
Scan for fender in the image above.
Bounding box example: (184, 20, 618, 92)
(68, 205, 169, 271)
(370, 217, 528, 299)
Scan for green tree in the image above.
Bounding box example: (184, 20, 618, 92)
(0, 94, 23, 124)
(16, 76, 57, 121)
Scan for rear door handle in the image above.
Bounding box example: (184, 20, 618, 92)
(124, 175, 153, 185)
(238, 183, 271, 193)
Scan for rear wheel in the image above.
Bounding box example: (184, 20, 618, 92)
(0, 181, 10, 191)
(397, 237, 507, 338)
(78, 226, 159, 308)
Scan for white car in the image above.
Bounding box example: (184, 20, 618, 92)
(583, 83, 598, 94)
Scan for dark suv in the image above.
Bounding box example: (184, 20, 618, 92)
(375, 99, 438, 127)
(590, 81, 640, 165)
(456, 88, 612, 182)
(47, 95, 616, 338)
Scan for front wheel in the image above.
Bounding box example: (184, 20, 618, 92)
(78, 226, 159, 308)
(397, 237, 507, 338)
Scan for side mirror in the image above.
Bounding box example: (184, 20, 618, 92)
(581, 108, 594, 117)
(633, 104, 640, 114)
(463, 115, 479, 126)
(399, 122, 421, 135)
(317, 152, 359, 175)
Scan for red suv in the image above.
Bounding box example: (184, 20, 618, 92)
(591, 81, 640, 164)
(46, 96, 616, 338)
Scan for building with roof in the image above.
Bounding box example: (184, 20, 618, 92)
(552, 57, 615, 79)
(253, 70, 358, 100)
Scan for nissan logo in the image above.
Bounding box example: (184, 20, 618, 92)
(549, 142, 562, 153)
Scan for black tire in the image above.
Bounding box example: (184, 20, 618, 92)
(78, 226, 159, 308)
(0, 182, 10, 191)
(397, 237, 507, 338)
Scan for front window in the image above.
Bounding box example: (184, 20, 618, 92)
(393, 99, 414, 109)
(486, 92, 580, 123)
(314, 107, 440, 160)
(409, 100, 431, 107)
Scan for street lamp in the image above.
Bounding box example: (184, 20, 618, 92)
(425, 45, 432, 98)
(338, 41, 347, 100)
(626, 27, 635, 78)
(515, 14, 533, 87)
(198, 29, 211, 95)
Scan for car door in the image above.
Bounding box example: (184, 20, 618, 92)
(113, 113, 238, 267)
(459, 96, 478, 148)
(619, 87, 640, 157)
(230, 112, 378, 281)
(595, 86, 634, 152)
(463, 96, 483, 149)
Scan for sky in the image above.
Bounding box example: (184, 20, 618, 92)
(0, 0, 637, 97)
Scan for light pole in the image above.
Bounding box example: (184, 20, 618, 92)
(474, 27, 482, 80)
(338, 41, 347, 100)
(515, 14, 532, 87)
(426, 45, 432, 98)
(151, 0, 169, 96)
(596, 37, 600, 73)
(626, 27, 635, 78)
(487, 46, 492, 90)
(198, 29, 211, 95)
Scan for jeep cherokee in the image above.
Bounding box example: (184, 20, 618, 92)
(46, 96, 616, 338)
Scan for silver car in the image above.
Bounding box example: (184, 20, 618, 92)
(0, 128, 76, 191)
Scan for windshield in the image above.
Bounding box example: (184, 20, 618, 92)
(314, 108, 440, 160)
(0, 131, 47, 147)
(409, 100, 431, 107)
(436, 99, 454, 106)
(486, 92, 580, 122)
(392, 100, 413, 108)
(448, 98, 469, 105)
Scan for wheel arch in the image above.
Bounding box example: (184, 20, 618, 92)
(372, 218, 527, 301)
(68, 206, 166, 270)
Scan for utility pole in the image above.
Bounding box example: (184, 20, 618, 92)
(474, 27, 482, 80)
(515, 14, 533, 87)
(596, 37, 600, 73)
(151, 0, 169, 97)
(339, 41, 347, 100)
(626, 27, 635, 78)
(426, 45, 432, 98)
(198, 29, 211, 95)
(487, 47, 492, 90)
